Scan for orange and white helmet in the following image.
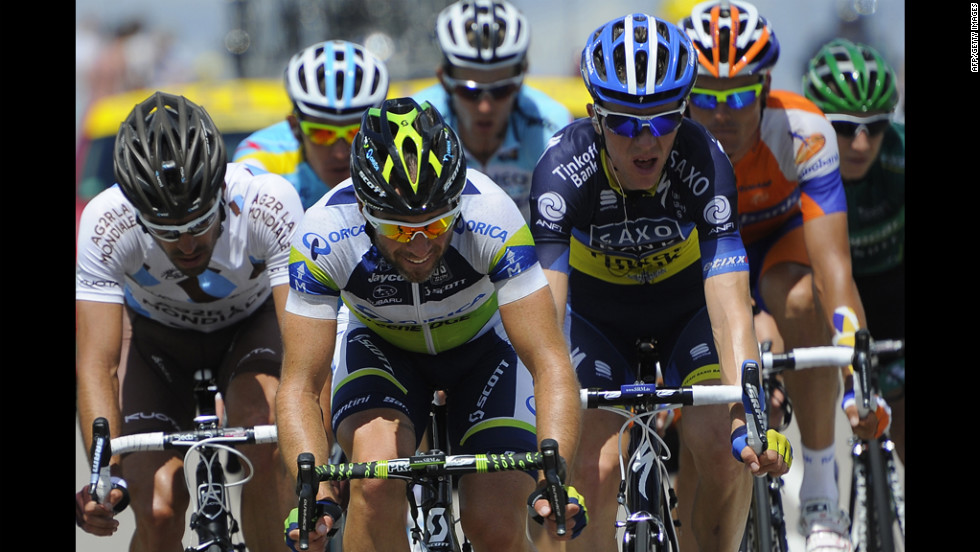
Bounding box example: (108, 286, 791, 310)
(679, 0, 779, 78)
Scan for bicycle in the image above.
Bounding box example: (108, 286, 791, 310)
(293, 418, 571, 552)
(740, 339, 791, 552)
(757, 330, 905, 552)
(579, 339, 768, 552)
(87, 369, 278, 552)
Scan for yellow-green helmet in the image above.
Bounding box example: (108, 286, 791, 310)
(351, 98, 466, 217)
(803, 38, 898, 114)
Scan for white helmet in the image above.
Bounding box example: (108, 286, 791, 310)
(435, 0, 530, 71)
(285, 40, 389, 121)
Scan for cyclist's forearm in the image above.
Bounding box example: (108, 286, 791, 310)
(277, 311, 337, 482)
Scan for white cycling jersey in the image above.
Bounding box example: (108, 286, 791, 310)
(76, 163, 304, 332)
(286, 168, 547, 355)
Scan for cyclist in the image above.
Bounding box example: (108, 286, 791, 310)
(529, 13, 792, 552)
(233, 40, 389, 210)
(412, 0, 572, 222)
(802, 38, 904, 465)
(679, 2, 874, 550)
(74, 92, 304, 551)
(277, 97, 587, 552)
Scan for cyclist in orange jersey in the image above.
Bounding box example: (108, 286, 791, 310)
(676, 2, 884, 551)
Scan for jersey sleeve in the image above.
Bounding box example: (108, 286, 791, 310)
(239, 166, 305, 289)
(528, 120, 591, 274)
(75, 186, 142, 304)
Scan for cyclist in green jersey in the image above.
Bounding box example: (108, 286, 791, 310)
(803, 38, 904, 465)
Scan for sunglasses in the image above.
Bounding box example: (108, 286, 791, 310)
(593, 101, 687, 138)
(140, 199, 222, 242)
(299, 119, 361, 147)
(689, 83, 764, 110)
(442, 75, 523, 102)
(825, 113, 892, 138)
(363, 204, 460, 243)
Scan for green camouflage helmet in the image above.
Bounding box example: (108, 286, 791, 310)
(803, 38, 898, 114)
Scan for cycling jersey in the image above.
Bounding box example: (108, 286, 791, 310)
(734, 90, 848, 246)
(529, 117, 748, 387)
(232, 120, 329, 210)
(286, 168, 548, 355)
(76, 162, 304, 332)
(844, 122, 905, 277)
(412, 84, 572, 221)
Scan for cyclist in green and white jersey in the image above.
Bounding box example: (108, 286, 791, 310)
(803, 38, 905, 465)
(278, 98, 587, 552)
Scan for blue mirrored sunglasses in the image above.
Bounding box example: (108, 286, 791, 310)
(593, 101, 687, 138)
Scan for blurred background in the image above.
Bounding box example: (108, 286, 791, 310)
(76, 0, 905, 139)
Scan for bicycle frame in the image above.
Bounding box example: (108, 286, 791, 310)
(88, 369, 277, 552)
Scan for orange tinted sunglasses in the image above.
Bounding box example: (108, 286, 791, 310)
(299, 120, 360, 146)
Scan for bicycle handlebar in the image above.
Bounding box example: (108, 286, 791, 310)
(107, 424, 278, 454)
(760, 337, 904, 418)
(580, 383, 742, 409)
(295, 439, 570, 545)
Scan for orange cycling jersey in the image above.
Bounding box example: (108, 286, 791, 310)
(734, 90, 847, 246)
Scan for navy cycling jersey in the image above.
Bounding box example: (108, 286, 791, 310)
(530, 118, 748, 307)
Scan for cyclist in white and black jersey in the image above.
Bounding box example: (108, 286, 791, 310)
(413, 0, 572, 222)
(277, 97, 586, 552)
(75, 92, 303, 551)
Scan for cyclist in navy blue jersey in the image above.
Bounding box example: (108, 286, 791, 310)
(528, 13, 792, 552)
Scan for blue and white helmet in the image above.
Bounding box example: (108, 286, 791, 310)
(285, 40, 389, 121)
(581, 13, 698, 109)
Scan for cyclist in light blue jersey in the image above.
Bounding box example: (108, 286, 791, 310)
(413, 0, 572, 222)
(233, 40, 389, 210)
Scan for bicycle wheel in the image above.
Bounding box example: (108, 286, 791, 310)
(741, 474, 788, 552)
(849, 438, 903, 552)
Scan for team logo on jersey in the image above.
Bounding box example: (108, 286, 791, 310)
(537, 192, 566, 222)
(792, 132, 826, 164)
(702, 196, 732, 225)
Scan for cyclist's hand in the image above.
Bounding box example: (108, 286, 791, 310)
(842, 390, 892, 440)
(528, 484, 589, 540)
(75, 484, 125, 536)
(733, 427, 792, 477)
(284, 500, 342, 552)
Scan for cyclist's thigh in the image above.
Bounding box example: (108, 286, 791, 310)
(565, 309, 634, 389)
(662, 306, 720, 388)
(745, 215, 810, 315)
(218, 297, 283, 383)
(438, 327, 538, 457)
(121, 309, 221, 435)
(331, 326, 434, 450)
(217, 298, 282, 421)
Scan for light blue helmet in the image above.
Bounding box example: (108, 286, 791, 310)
(581, 13, 698, 108)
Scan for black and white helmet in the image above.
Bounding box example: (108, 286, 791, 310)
(435, 0, 530, 70)
(285, 40, 389, 121)
(113, 91, 225, 220)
